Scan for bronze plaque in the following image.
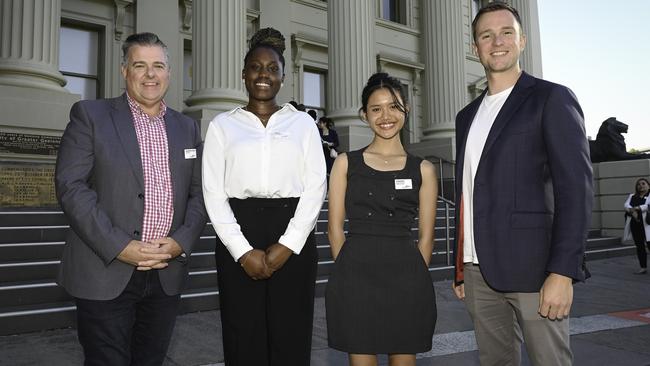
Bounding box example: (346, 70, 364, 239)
(0, 132, 60, 156)
(0, 162, 58, 208)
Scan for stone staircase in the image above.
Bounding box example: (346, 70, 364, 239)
(0, 200, 632, 336)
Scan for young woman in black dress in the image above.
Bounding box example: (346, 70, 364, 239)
(325, 72, 438, 366)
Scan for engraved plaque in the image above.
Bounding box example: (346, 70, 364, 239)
(0, 132, 60, 156)
(0, 162, 58, 208)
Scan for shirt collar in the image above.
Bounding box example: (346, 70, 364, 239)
(126, 92, 167, 119)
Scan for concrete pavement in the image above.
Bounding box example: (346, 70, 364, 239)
(0, 255, 648, 366)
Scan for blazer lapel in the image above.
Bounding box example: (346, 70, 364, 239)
(479, 72, 536, 161)
(111, 94, 144, 190)
(479, 71, 535, 161)
(456, 93, 485, 190)
(164, 110, 183, 206)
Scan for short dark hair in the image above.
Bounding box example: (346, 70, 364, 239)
(121, 32, 168, 66)
(472, 1, 523, 43)
(244, 27, 286, 73)
(359, 72, 408, 119)
(307, 110, 318, 121)
(635, 178, 650, 195)
(319, 116, 334, 129)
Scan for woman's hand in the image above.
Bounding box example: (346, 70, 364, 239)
(264, 243, 293, 273)
(239, 249, 273, 280)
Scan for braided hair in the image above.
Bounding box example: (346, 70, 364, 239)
(244, 27, 286, 72)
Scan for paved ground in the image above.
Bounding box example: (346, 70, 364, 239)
(1, 255, 649, 366)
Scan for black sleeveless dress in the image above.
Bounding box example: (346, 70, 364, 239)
(325, 148, 436, 354)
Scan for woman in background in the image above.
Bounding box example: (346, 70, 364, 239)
(623, 178, 650, 274)
(318, 116, 339, 176)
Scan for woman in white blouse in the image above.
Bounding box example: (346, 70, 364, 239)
(202, 28, 326, 365)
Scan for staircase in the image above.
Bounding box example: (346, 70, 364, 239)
(0, 199, 632, 336)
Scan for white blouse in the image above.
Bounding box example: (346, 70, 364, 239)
(202, 103, 327, 261)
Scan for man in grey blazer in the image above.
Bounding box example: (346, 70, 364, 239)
(55, 32, 206, 365)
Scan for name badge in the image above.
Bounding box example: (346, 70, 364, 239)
(184, 148, 197, 159)
(394, 178, 412, 190)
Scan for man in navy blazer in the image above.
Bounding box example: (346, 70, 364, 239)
(452, 3, 592, 365)
(55, 32, 206, 365)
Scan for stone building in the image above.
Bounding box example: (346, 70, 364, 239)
(0, 0, 541, 208)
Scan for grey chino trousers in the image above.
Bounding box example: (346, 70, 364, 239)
(463, 263, 573, 366)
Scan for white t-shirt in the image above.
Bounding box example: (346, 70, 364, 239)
(462, 86, 514, 264)
(202, 103, 327, 261)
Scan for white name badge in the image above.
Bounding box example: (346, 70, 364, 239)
(394, 178, 412, 190)
(184, 148, 197, 159)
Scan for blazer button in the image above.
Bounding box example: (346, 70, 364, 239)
(133, 230, 140, 236)
(138, 193, 144, 199)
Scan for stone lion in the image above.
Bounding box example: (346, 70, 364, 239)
(588, 117, 650, 163)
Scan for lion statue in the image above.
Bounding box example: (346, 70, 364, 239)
(588, 117, 650, 163)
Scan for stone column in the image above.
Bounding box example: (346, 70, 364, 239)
(184, 0, 247, 136)
(327, 0, 376, 152)
(136, 0, 183, 111)
(410, 0, 466, 161)
(0, 0, 67, 92)
(0, 0, 78, 134)
(511, 0, 543, 77)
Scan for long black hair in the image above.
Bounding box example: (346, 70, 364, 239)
(359, 72, 409, 120)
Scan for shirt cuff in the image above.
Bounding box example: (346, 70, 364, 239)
(224, 238, 254, 262)
(278, 231, 307, 255)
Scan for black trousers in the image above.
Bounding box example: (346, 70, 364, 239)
(630, 218, 650, 268)
(215, 197, 318, 366)
(75, 270, 180, 366)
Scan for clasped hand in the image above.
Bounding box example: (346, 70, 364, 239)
(239, 243, 292, 280)
(117, 237, 183, 271)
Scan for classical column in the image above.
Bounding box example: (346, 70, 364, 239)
(511, 0, 543, 77)
(0, 0, 67, 92)
(421, 0, 466, 141)
(185, 0, 247, 135)
(136, 0, 182, 111)
(327, 0, 375, 151)
(0, 0, 78, 135)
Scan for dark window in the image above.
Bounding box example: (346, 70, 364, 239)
(59, 25, 101, 100)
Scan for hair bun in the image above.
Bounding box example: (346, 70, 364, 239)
(249, 27, 285, 55)
(366, 72, 389, 86)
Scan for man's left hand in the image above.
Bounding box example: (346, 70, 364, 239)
(539, 273, 573, 320)
(264, 243, 292, 273)
(144, 237, 184, 266)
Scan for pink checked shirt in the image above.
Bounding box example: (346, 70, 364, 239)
(127, 94, 174, 242)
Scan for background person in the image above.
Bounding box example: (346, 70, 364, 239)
(623, 178, 650, 274)
(318, 116, 339, 176)
(55, 32, 207, 365)
(202, 27, 326, 366)
(325, 72, 438, 366)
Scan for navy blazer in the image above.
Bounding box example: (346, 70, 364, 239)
(453, 72, 593, 293)
(55, 94, 207, 300)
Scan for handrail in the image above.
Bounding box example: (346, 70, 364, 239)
(436, 197, 454, 266)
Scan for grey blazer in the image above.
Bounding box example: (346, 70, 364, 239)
(55, 94, 207, 300)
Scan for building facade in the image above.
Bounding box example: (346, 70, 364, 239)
(0, 0, 542, 208)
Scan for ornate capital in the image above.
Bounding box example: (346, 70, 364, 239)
(180, 0, 193, 31)
(114, 0, 133, 41)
